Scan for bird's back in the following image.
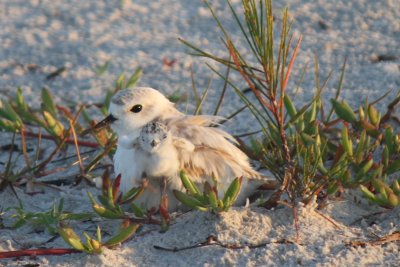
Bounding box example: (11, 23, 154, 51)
(163, 115, 263, 185)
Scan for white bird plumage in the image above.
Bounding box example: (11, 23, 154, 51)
(101, 87, 266, 211)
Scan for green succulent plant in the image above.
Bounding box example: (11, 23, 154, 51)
(173, 171, 242, 212)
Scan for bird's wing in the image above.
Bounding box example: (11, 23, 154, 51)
(164, 115, 263, 184)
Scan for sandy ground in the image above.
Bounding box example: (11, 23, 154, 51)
(0, 0, 399, 266)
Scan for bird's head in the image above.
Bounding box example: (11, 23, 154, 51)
(138, 122, 170, 153)
(93, 87, 178, 138)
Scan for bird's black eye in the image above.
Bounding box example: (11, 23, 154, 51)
(130, 105, 142, 113)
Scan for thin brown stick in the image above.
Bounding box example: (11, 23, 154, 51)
(123, 216, 161, 225)
(154, 235, 297, 252)
(50, 149, 97, 164)
(33, 136, 69, 174)
(0, 248, 80, 259)
(4, 132, 16, 177)
(275, 201, 300, 242)
(32, 167, 67, 178)
(369, 89, 392, 107)
(220, 105, 248, 125)
(346, 231, 400, 247)
(70, 120, 85, 175)
(28, 181, 64, 191)
(323, 118, 342, 128)
(292, 206, 299, 243)
(20, 128, 31, 169)
(8, 182, 23, 207)
(380, 91, 400, 125)
(190, 66, 201, 108)
(213, 54, 231, 116)
(276, 200, 294, 208)
(23, 130, 99, 148)
(315, 210, 343, 230)
(349, 210, 390, 226)
(83, 139, 116, 173)
(233, 129, 262, 138)
(34, 127, 42, 163)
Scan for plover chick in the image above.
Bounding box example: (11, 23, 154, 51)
(137, 122, 180, 181)
(137, 121, 186, 210)
(93, 87, 270, 211)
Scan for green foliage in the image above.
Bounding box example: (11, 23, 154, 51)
(173, 171, 242, 212)
(181, 0, 400, 209)
(360, 179, 400, 208)
(102, 68, 142, 115)
(8, 172, 145, 254)
(1, 4, 399, 260)
(87, 174, 146, 220)
(1, 88, 65, 139)
(11, 199, 92, 234)
(181, 0, 302, 206)
(0, 68, 142, 138)
(95, 60, 111, 76)
(0, 69, 145, 254)
(59, 223, 139, 254)
(0, 69, 141, 187)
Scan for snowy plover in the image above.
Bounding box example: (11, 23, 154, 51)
(93, 87, 267, 211)
(136, 121, 192, 185)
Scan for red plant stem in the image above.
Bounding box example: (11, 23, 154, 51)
(22, 131, 99, 148)
(112, 174, 121, 203)
(227, 40, 273, 112)
(0, 248, 81, 259)
(280, 36, 302, 112)
(279, 37, 302, 124)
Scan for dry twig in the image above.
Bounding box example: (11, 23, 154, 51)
(154, 235, 297, 252)
(314, 210, 343, 230)
(23, 130, 100, 148)
(349, 210, 391, 226)
(346, 231, 400, 247)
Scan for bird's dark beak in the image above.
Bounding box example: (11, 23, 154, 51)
(93, 114, 118, 130)
(80, 114, 117, 136)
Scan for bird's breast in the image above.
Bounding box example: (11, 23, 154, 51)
(114, 146, 145, 192)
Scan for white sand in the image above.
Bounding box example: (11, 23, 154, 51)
(0, 185, 398, 266)
(0, 0, 399, 266)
